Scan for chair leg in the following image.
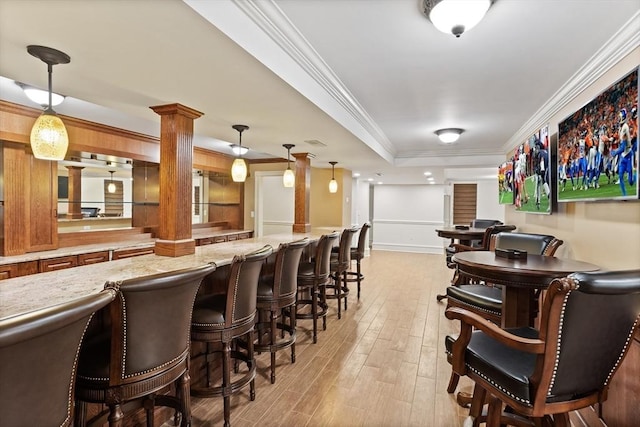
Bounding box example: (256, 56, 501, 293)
(290, 305, 296, 363)
(356, 259, 362, 300)
(552, 413, 570, 427)
(336, 274, 342, 319)
(222, 340, 231, 427)
(144, 395, 155, 427)
(270, 309, 277, 384)
(108, 403, 125, 427)
(311, 284, 318, 343)
(343, 270, 348, 311)
(485, 395, 503, 427)
(178, 370, 192, 427)
(75, 400, 88, 427)
(320, 284, 327, 331)
(247, 328, 256, 401)
(469, 383, 486, 420)
(446, 371, 460, 393)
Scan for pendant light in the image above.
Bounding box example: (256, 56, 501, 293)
(27, 45, 71, 160)
(282, 144, 295, 188)
(107, 171, 116, 193)
(231, 124, 249, 182)
(328, 161, 338, 193)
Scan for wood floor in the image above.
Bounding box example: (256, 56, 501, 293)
(182, 250, 600, 427)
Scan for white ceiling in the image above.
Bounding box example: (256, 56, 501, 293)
(1, 0, 639, 184)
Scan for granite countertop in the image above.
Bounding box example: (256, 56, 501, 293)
(0, 231, 320, 320)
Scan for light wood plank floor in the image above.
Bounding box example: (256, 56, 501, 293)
(184, 250, 598, 427)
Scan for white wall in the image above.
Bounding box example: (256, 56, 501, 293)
(371, 184, 446, 254)
(476, 179, 505, 223)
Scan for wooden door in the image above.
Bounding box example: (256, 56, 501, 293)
(26, 154, 58, 252)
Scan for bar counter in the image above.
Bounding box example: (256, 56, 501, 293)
(0, 231, 321, 320)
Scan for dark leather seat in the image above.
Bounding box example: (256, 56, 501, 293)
(74, 264, 215, 427)
(327, 227, 359, 319)
(255, 238, 309, 384)
(0, 290, 115, 427)
(445, 269, 640, 426)
(469, 219, 503, 229)
(296, 232, 339, 343)
(190, 246, 272, 427)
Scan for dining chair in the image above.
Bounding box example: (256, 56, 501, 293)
(445, 269, 640, 427)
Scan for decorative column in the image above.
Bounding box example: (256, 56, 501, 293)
(150, 103, 203, 257)
(66, 166, 84, 219)
(292, 152, 312, 233)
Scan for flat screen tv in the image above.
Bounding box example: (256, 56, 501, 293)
(513, 124, 552, 214)
(498, 160, 514, 204)
(557, 66, 638, 202)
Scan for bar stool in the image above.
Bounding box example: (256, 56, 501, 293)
(0, 290, 115, 427)
(74, 264, 215, 427)
(296, 232, 339, 343)
(327, 227, 359, 319)
(255, 238, 309, 383)
(345, 222, 370, 300)
(190, 245, 273, 427)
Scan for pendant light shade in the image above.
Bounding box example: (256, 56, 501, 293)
(282, 144, 295, 188)
(329, 161, 338, 193)
(423, 0, 492, 38)
(231, 124, 249, 182)
(27, 45, 71, 161)
(107, 170, 116, 193)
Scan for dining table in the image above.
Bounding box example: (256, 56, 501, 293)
(435, 226, 487, 247)
(451, 251, 600, 328)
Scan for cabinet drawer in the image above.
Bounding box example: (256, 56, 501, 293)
(39, 256, 78, 272)
(238, 232, 251, 240)
(213, 236, 227, 243)
(112, 247, 155, 260)
(198, 238, 213, 246)
(78, 251, 110, 265)
(226, 234, 238, 242)
(0, 264, 18, 280)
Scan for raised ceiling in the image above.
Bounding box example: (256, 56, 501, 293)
(0, 0, 638, 184)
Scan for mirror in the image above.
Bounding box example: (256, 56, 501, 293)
(192, 169, 242, 228)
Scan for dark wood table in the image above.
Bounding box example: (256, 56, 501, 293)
(436, 226, 486, 246)
(451, 251, 600, 328)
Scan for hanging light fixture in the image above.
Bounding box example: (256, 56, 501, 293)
(282, 144, 295, 188)
(107, 171, 117, 193)
(328, 161, 338, 193)
(231, 124, 249, 182)
(423, 0, 492, 38)
(27, 45, 71, 160)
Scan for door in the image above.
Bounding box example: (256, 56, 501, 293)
(255, 172, 294, 237)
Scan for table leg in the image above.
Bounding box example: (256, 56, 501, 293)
(501, 286, 536, 328)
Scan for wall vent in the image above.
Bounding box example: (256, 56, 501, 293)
(304, 139, 327, 147)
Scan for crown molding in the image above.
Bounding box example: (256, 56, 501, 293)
(502, 10, 640, 154)
(230, 0, 396, 157)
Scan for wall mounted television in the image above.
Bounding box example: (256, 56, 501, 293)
(513, 124, 552, 214)
(557, 66, 638, 202)
(498, 160, 514, 205)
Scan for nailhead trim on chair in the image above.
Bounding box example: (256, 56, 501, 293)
(65, 313, 96, 426)
(448, 296, 501, 316)
(547, 291, 571, 396)
(604, 316, 639, 387)
(467, 365, 532, 406)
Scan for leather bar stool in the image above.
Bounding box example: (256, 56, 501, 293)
(0, 290, 115, 427)
(345, 222, 370, 300)
(296, 232, 339, 343)
(255, 238, 309, 384)
(327, 227, 359, 319)
(190, 245, 273, 427)
(74, 264, 215, 427)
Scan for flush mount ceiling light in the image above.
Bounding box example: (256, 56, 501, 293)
(229, 144, 249, 156)
(282, 144, 295, 188)
(231, 124, 249, 182)
(328, 161, 338, 193)
(423, 0, 492, 38)
(435, 128, 464, 144)
(17, 82, 65, 107)
(27, 45, 71, 161)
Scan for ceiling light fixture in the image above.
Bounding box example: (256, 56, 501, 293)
(107, 171, 116, 194)
(231, 124, 249, 182)
(27, 45, 71, 160)
(282, 144, 295, 188)
(423, 0, 492, 38)
(435, 128, 464, 144)
(17, 82, 65, 107)
(328, 161, 338, 193)
(229, 144, 249, 156)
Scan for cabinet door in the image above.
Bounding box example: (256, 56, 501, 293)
(27, 155, 58, 252)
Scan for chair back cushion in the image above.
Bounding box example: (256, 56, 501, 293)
(0, 290, 115, 426)
(356, 223, 371, 257)
(470, 219, 503, 229)
(544, 270, 640, 402)
(337, 227, 359, 266)
(495, 232, 562, 256)
(110, 264, 215, 378)
(225, 245, 273, 326)
(314, 232, 340, 277)
(274, 239, 309, 297)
